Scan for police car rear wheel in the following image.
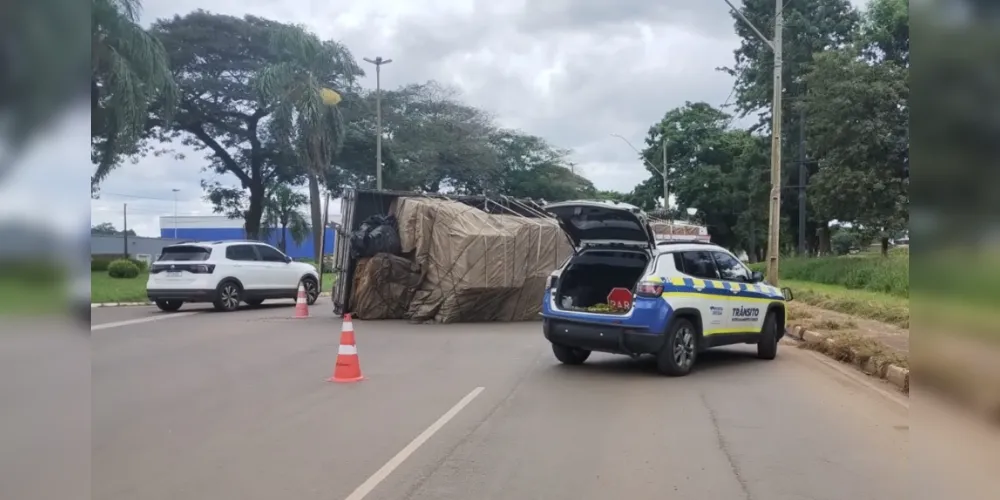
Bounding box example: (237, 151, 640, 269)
(552, 343, 591, 365)
(657, 319, 697, 376)
(757, 312, 779, 360)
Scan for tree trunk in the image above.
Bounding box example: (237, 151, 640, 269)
(818, 224, 832, 256)
(308, 172, 323, 260)
(279, 222, 288, 252)
(245, 184, 265, 240)
(880, 236, 890, 257)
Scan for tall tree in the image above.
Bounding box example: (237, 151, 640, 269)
(144, 12, 357, 239)
(261, 185, 310, 253)
(91, 0, 177, 192)
(638, 102, 770, 252)
(489, 130, 596, 201)
(802, 48, 908, 256)
(255, 23, 362, 261)
(376, 82, 502, 193)
(723, 0, 860, 251)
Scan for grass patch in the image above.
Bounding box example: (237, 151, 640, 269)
(786, 307, 813, 321)
(0, 278, 68, 314)
(783, 279, 909, 328)
(808, 318, 856, 331)
(750, 252, 908, 297)
(801, 330, 909, 372)
(91, 271, 336, 304)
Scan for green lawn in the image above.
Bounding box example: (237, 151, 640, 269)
(781, 279, 910, 328)
(91, 271, 336, 304)
(0, 278, 68, 315)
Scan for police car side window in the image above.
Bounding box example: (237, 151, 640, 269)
(652, 254, 676, 276)
(712, 251, 750, 282)
(678, 251, 721, 280)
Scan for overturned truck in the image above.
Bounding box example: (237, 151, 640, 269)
(331, 189, 573, 323)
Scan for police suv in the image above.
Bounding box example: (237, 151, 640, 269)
(541, 200, 793, 376)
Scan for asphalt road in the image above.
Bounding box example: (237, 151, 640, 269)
(7, 302, 999, 500)
(84, 300, 924, 500)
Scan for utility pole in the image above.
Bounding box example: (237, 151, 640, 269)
(797, 107, 807, 256)
(363, 56, 392, 190)
(724, 0, 783, 285)
(662, 135, 671, 237)
(122, 203, 128, 258)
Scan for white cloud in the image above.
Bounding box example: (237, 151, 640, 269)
(91, 0, 868, 236)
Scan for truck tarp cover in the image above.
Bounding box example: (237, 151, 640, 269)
(360, 197, 572, 323)
(351, 253, 424, 320)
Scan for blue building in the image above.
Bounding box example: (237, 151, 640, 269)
(159, 215, 336, 260)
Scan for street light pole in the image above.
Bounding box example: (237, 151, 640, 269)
(363, 56, 392, 190)
(723, 0, 783, 286)
(171, 188, 180, 239)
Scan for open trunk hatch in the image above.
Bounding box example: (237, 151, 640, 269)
(544, 200, 655, 249)
(554, 248, 650, 314)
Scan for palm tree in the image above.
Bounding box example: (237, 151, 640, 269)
(261, 185, 310, 253)
(91, 0, 178, 193)
(254, 25, 362, 261)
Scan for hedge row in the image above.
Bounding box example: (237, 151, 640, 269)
(92, 255, 148, 272)
(749, 252, 909, 297)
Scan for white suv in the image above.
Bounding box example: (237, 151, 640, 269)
(146, 241, 320, 312)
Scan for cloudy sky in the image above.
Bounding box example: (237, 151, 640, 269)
(87, 0, 866, 237)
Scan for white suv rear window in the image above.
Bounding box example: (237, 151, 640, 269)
(158, 246, 212, 261)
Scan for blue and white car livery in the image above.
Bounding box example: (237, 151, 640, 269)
(540, 200, 793, 376)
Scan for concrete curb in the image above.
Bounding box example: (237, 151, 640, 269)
(788, 324, 909, 394)
(91, 292, 332, 308)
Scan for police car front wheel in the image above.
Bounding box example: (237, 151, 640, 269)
(757, 311, 779, 360)
(552, 343, 591, 365)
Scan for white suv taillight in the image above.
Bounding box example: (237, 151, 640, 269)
(635, 280, 664, 298)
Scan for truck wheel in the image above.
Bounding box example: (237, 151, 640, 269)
(155, 299, 183, 312)
(552, 343, 591, 365)
(757, 311, 779, 360)
(657, 318, 698, 376)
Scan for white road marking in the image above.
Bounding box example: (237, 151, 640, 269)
(90, 312, 199, 331)
(343, 386, 486, 500)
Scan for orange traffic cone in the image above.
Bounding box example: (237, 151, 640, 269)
(327, 314, 363, 383)
(294, 283, 309, 318)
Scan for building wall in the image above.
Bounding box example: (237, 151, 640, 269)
(158, 216, 335, 259)
(91, 235, 186, 259)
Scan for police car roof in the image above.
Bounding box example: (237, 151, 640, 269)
(654, 240, 726, 254)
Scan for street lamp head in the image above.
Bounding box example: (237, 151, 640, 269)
(364, 57, 392, 65)
(382, 58, 392, 64)
(363, 57, 375, 64)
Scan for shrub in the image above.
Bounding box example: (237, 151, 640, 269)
(831, 230, 860, 255)
(107, 259, 140, 279)
(93, 256, 148, 272)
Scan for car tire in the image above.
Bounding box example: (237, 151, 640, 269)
(300, 276, 319, 306)
(552, 343, 591, 365)
(657, 318, 698, 376)
(757, 311, 779, 360)
(213, 280, 242, 312)
(155, 299, 183, 312)
(245, 299, 265, 308)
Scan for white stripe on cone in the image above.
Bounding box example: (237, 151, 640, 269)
(296, 285, 307, 304)
(338, 344, 358, 355)
(342, 321, 354, 331)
